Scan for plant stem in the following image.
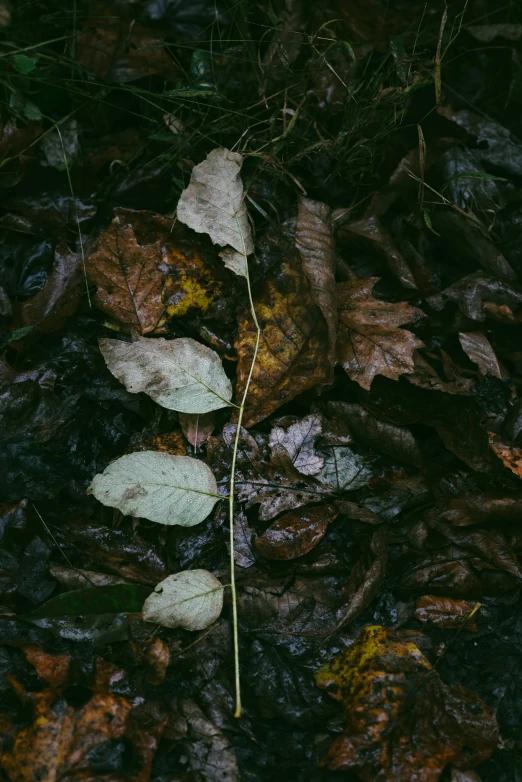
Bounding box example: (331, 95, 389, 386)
(228, 259, 260, 719)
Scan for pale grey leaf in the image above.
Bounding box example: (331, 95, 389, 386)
(88, 451, 219, 526)
(316, 446, 373, 492)
(269, 414, 324, 475)
(143, 569, 224, 630)
(99, 335, 232, 413)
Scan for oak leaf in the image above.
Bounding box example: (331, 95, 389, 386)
(337, 278, 424, 389)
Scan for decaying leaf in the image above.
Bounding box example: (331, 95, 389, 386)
(177, 148, 253, 278)
(296, 196, 337, 368)
(414, 595, 479, 630)
(337, 279, 424, 390)
(99, 335, 232, 413)
(88, 451, 219, 527)
(143, 569, 223, 631)
(427, 271, 522, 322)
(488, 432, 522, 479)
(235, 249, 331, 426)
(268, 413, 324, 475)
(459, 332, 501, 378)
(179, 411, 216, 447)
(315, 625, 498, 780)
(86, 209, 167, 334)
(316, 446, 374, 492)
(179, 699, 239, 782)
(336, 525, 388, 629)
(256, 505, 338, 560)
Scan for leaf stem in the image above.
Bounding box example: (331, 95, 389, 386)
(229, 256, 260, 719)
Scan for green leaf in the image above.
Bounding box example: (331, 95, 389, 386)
(12, 54, 38, 74)
(143, 569, 224, 630)
(9, 92, 42, 121)
(99, 335, 233, 413)
(31, 584, 150, 618)
(88, 450, 220, 526)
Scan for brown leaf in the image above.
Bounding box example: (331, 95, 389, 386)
(414, 595, 479, 630)
(19, 242, 82, 333)
(459, 331, 501, 378)
(341, 214, 417, 288)
(256, 505, 337, 560)
(336, 525, 388, 629)
(488, 432, 522, 478)
(178, 411, 216, 448)
(337, 278, 424, 390)
(315, 625, 498, 780)
(235, 246, 331, 426)
(442, 493, 522, 526)
(427, 271, 522, 322)
(142, 638, 170, 685)
(296, 196, 337, 369)
(75, 20, 178, 83)
(0, 117, 41, 159)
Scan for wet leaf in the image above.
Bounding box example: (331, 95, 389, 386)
(177, 147, 253, 277)
(86, 209, 167, 334)
(315, 625, 498, 779)
(316, 446, 374, 492)
(179, 411, 216, 447)
(488, 432, 522, 479)
(268, 413, 324, 475)
(337, 278, 424, 390)
(336, 525, 388, 629)
(459, 332, 501, 378)
(31, 584, 151, 618)
(296, 196, 337, 368)
(100, 335, 232, 413)
(88, 451, 219, 527)
(143, 569, 223, 630)
(414, 595, 479, 631)
(256, 505, 338, 560)
(179, 699, 239, 781)
(428, 271, 522, 322)
(341, 214, 417, 288)
(235, 249, 331, 426)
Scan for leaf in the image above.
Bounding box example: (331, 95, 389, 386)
(296, 197, 337, 369)
(459, 332, 501, 378)
(12, 54, 38, 74)
(179, 411, 216, 447)
(99, 335, 232, 413)
(86, 209, 167, 334)
(235, 247, 331, 426)
(427, 271, 522, 322)
(179, 699, 239, 782)
(256, 505, 337, 560)
(31, 584, 151, 618)
(336, 525, 388, 629)
(177, 147, 253, 278)
(337, 278, 424, 390)
(316, 446, 374, 492)
(414, 595, 479, 631)
(488, 432, 522, 479)
(268, 414, 324, 475)
(142, 569, 223, 630)
(88, 451, 219, 527)
(315, 625, 498, 779)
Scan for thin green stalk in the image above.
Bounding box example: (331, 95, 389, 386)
(228, 257, 260, 719)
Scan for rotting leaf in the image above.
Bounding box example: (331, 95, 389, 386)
(336, 525, 388, 629)
(256, 505, 338, 560)
(177, 147, 253, 278)
(337, 278, 424, 390)
(179, 411, 216, 447)
(235, 248, 331, 426)
(100, 335, 233, 413)
(316, 446, 374, 493)
(315, 625, 498, 780)
(296, 196, 337, 369)
(414, 595, 479, 631)
(88, 451, 219, 527)
(143, 569, 223, 630)
(268, 413, 324, 475)
(31, 584, 151, 618)
(488, 432, 522, 479)
(459, 332, 501, 378)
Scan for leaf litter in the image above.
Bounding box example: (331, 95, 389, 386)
(3, 1, 522, 780)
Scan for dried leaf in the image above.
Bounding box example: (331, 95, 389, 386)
(296, 196, 337, 368)
(235, 251, 331, 426)
(86, 209, 167, 334)
(459, 331, 501, 378)
(268, 414, 324, 475)
(99, 335, 232, 413)
(256, 505, 338, 560)
(179, 411, 216, 447)
(488, 432, 522, 478)
(337, 278, 424, 390)
(143, 569, 223, 630)
(177, 148, 253, 277)
(315, 625, 498, 780)
(414, 595, 478, 630)
(88, 451, 219, 527)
